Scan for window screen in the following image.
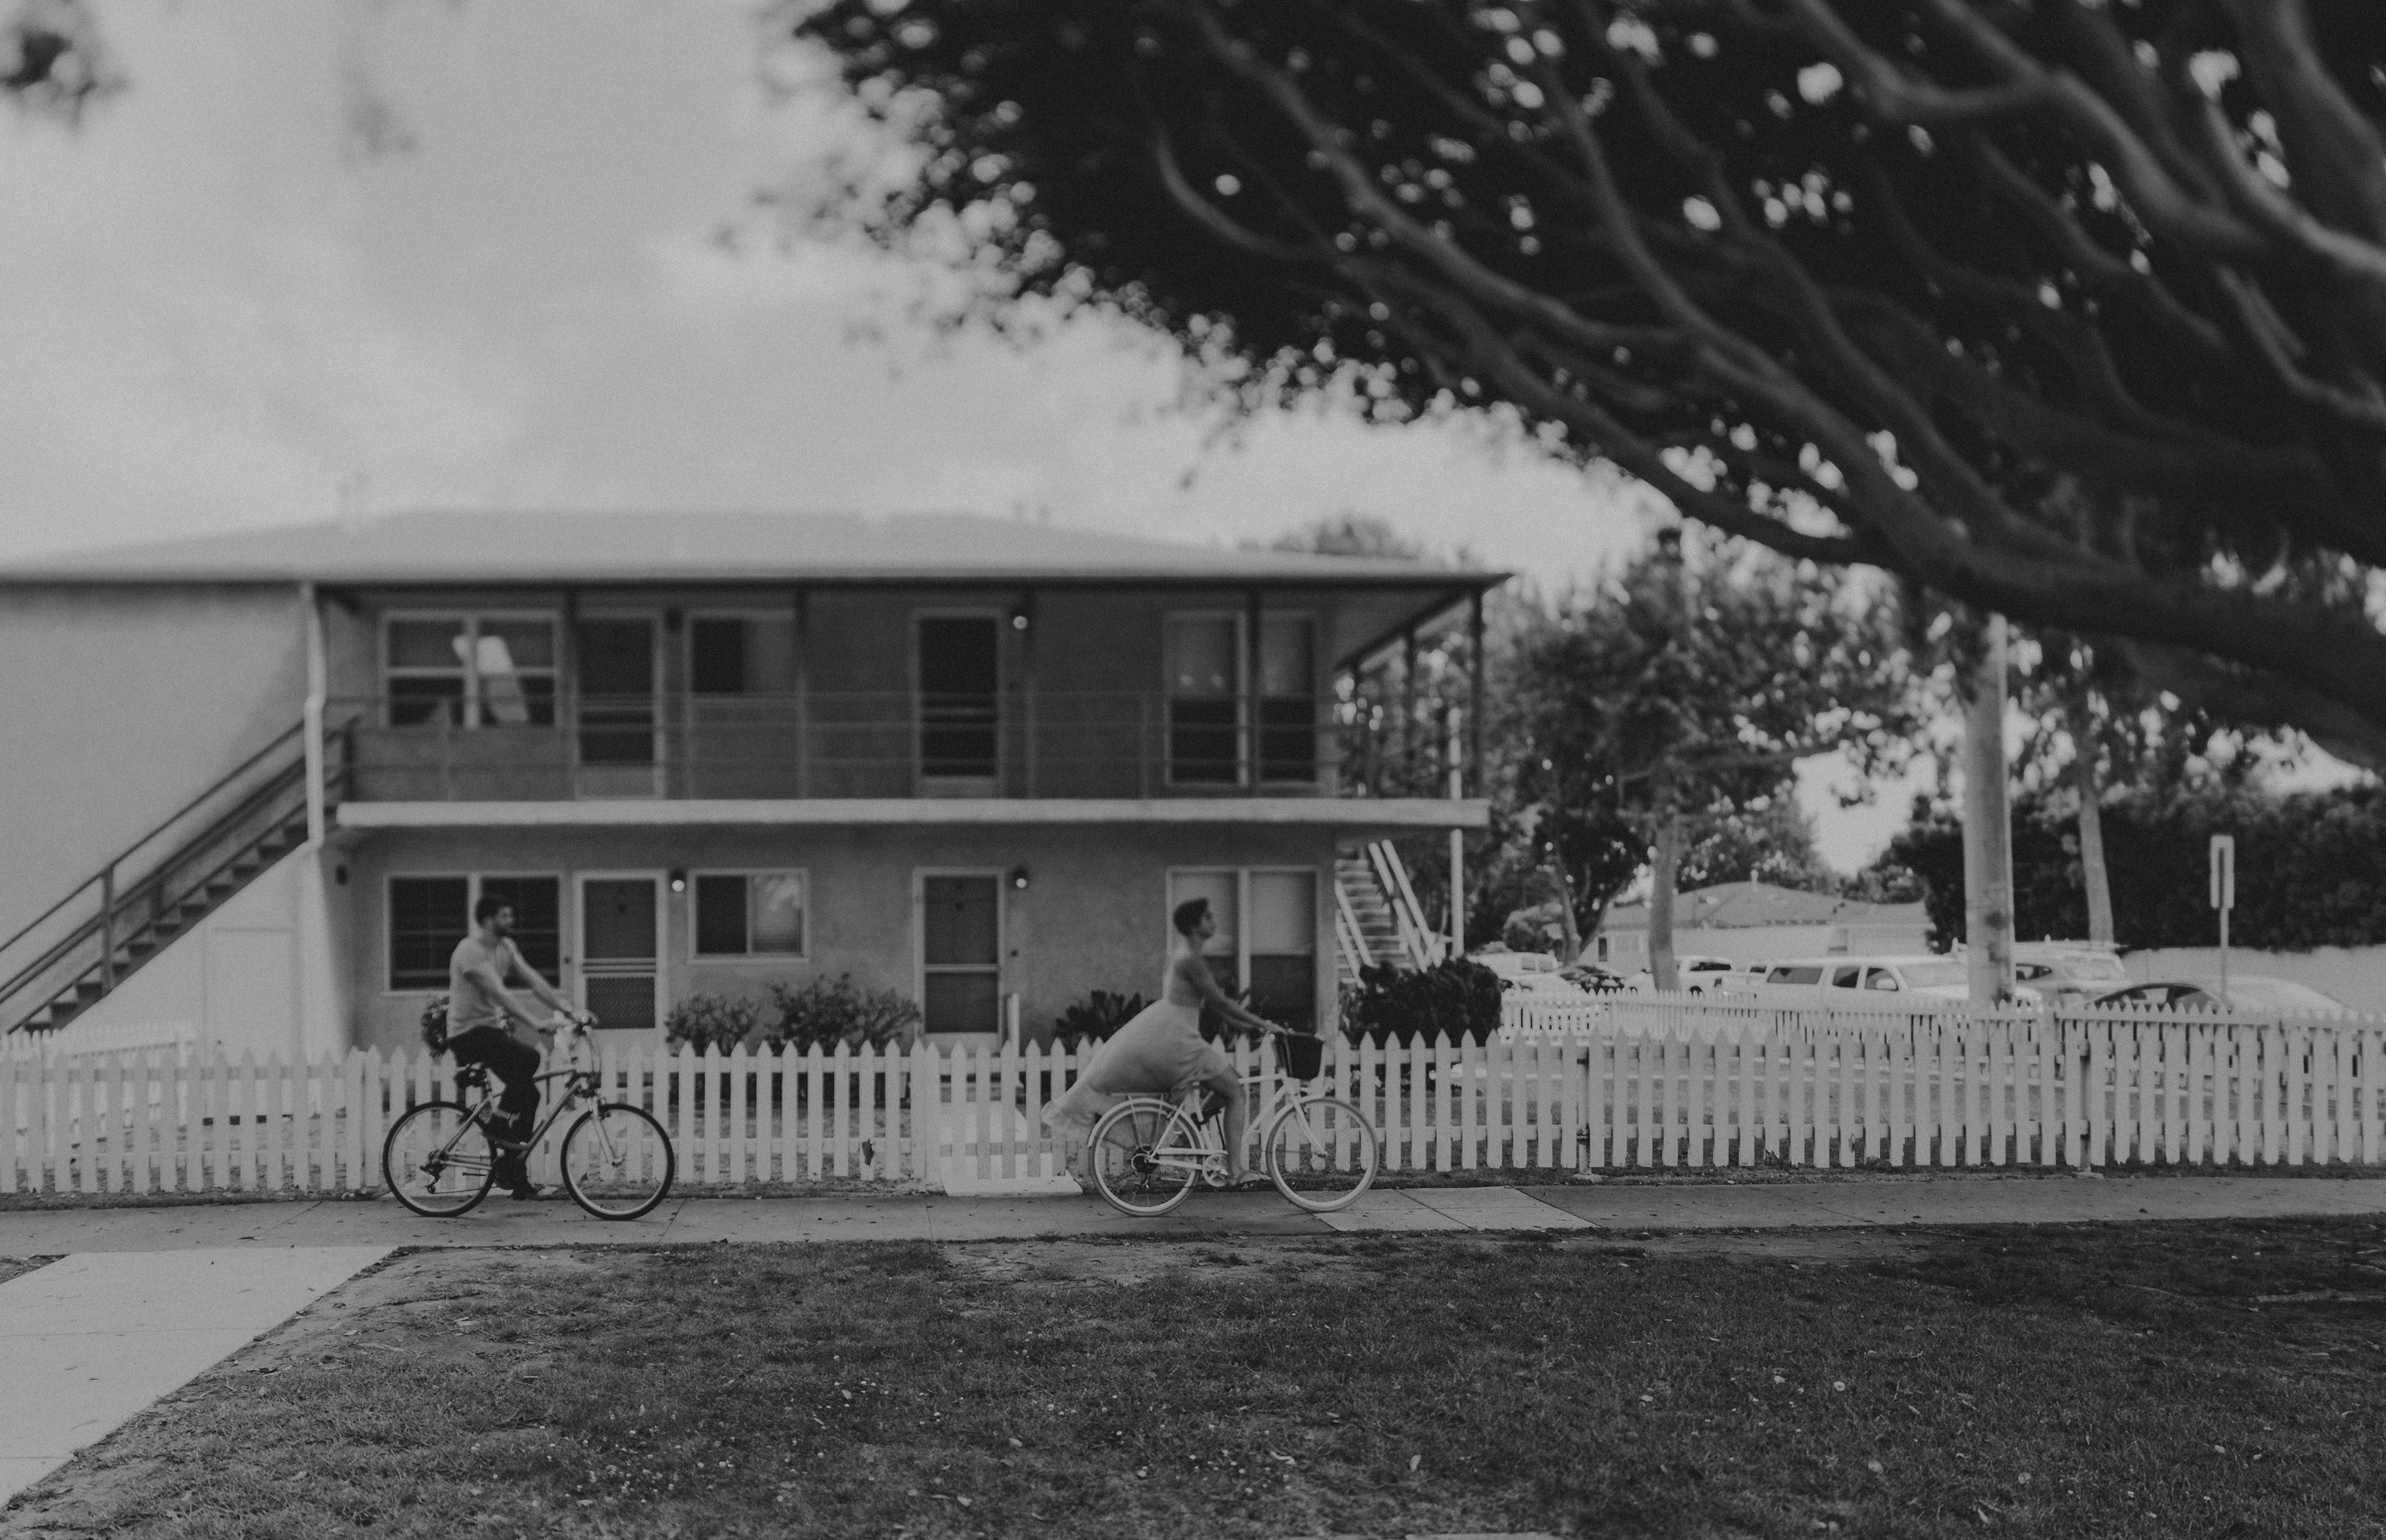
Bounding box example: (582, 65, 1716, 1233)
(389, 877, 469, 990)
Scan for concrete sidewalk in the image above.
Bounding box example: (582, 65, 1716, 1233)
(3, 1174, 2381, 1254)
(0, 1248, 390, 1506)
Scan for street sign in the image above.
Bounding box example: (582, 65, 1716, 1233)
(2210, 833, 2236, 1006)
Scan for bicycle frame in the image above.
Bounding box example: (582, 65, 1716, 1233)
(421, 1032, 608, 1170)
(1121, 1071, 1325, 1183)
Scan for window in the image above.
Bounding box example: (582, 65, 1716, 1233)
(389, 877, 467, 990)
(1831, 965, 1862, 988)
(921, 875, 1000, 1033)
(1168, 868, 1317, 1032)
(1165, 616, 1241, 784)
(385, 614, 557, 728)
(1865, 970, 1902, 992)
(1769, 964, 1824, 985)
(1258, 616, 1316, 783)
(690, 615, 798, 697)
(694, 872, 807, 957)
(1162, 613, 1317, 786)
(918, 617, 999, 781)
(388, 874, 560, 990)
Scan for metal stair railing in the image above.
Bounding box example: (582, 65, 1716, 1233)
(1365, 839, 1448, 969)
(1332, 877, 1377, 975)
(0, 720, 345, 1036)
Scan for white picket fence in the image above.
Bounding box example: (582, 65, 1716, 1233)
(2, 997, 2381, 1196)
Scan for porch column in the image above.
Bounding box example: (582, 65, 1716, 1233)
(1467, 589, 1485, 798)
(1401, 629, 1419, 791)
(1017, 588, 1037, 798)
(1245, 590, 1264, 795)
(301, 580, 326, 847)
(561, 589, 581, 790)
(793, 587, 810, 798)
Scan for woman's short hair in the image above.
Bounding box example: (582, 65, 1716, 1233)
(1171, 897, 1211, 937)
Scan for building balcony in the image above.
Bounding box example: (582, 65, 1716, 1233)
(327, 691, 1473, 812)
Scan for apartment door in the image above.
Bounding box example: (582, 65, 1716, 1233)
(578, 875, 661, 1039)
(577, 616, 658, 797)
(917, 615, 999, 794)
(919, 872, 1002, 1044)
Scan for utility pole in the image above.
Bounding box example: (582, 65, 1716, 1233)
(1961, 614, 2017, 1005)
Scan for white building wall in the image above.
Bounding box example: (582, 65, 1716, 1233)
(28, 848, 352, 1061)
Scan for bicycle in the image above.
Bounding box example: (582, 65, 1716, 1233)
(1083, 1025, 1379, 1217)
(383, 1017, 676, 1220)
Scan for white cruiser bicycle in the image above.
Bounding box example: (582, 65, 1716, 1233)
(1083, 1025, 1379, 1216)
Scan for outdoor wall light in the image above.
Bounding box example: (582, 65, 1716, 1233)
(668, 870, 687, 894)
(1010, 609, 1030, 632)
(1008, 865, 1031, 891)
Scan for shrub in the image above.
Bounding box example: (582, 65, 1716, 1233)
(1052, 989, 1146, 1051)
(765, 974, 923, 1055)
(1338, 957, 1503, 1048)
(662, 992, 762, 1055)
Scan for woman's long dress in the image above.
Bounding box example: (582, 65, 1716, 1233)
(1040, 958, 1232, 1157)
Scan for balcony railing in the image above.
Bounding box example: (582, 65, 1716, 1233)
(331, 692, 1468, 802)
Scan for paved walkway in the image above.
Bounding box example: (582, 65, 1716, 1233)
(3, 1174, 2381, 1254)
(0, 1248, 389, 1506)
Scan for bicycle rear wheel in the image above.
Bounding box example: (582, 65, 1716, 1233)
(1264, 1096, 1379, 1213)
(383, 1101, 497, 1218)
(560, 1103, 675, 1220)
(1086, 1099, 1199, 1217)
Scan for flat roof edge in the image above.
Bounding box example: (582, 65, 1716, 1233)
(336, 797, 1492, 831)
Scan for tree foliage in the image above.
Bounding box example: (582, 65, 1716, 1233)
(1507, 534, 1916, 936)
(798, 0, 2386, 767)
(1890, 782, 2386, 952)
(5, 0, 115, 119)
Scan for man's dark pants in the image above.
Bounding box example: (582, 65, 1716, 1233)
(447, 1026, 541, 1181)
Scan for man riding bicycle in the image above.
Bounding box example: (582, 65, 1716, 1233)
(446, 895, 595, 1199)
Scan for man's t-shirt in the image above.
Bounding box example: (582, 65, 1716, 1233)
(446, 936, 523, 1037)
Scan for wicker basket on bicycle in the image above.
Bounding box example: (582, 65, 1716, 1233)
(1276, 1029, 1324, 1081)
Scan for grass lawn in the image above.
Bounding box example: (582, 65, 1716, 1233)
(5, 1220, 2385, 1539)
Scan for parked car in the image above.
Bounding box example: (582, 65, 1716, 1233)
(2011, 941, 2130, 1006)
(1469, 948, 1594, 999)
(1750, 954, 2044, 1007)
(2094, 976, 2351, 1016)
(1621, 953, 1742, 995)
(1559, 962, 1626, 994)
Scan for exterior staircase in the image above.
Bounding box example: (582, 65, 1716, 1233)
(1, 720, 349, 1039)
(1334, 840, 1446, 984)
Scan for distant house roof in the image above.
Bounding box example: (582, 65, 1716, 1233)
(0, 509, 1508, 592)
(1599, 880, 1926, 934)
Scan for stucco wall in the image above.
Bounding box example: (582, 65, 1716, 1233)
(1598, 922, 1932, 967)
(0, 585, 305, 940)
(339, 822, 1342, 1055)
(30, 847, 348, 1061)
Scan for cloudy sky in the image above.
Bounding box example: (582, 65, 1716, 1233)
(0, 0, 1921, 868)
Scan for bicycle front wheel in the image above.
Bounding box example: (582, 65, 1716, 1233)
(383, 1101, 496, 1218)
(1086, 1099, 1199, 1217)
(1265, 1096, 1379, 1213)
(560, 1104, 675, 1220)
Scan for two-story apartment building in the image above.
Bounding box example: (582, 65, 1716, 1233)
(0, 510, 1495, 1059)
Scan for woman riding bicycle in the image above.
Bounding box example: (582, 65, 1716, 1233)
(1043, 896, 1279, 1188)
